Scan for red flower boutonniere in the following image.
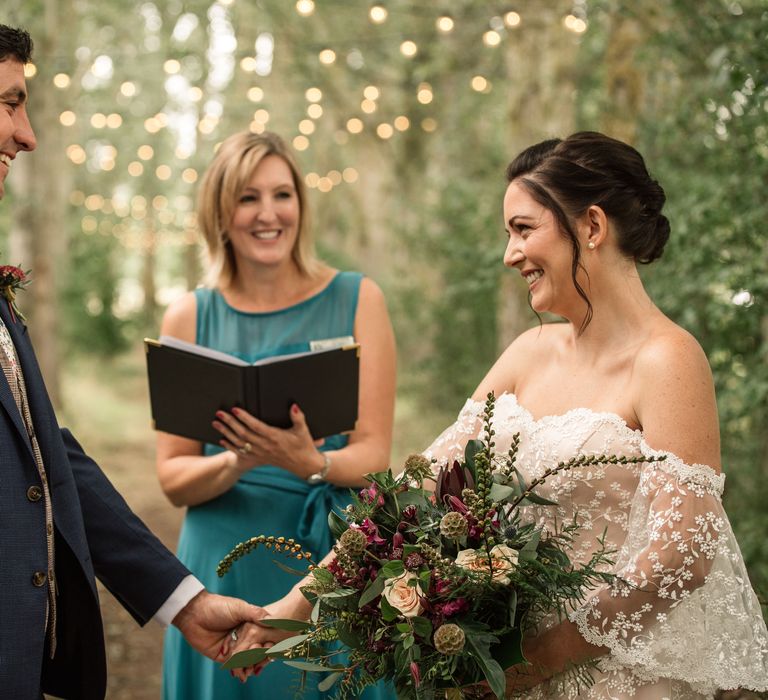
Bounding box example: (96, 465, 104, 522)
(0, 264, 31, 323)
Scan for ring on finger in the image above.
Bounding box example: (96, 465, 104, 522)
(230, 628, 239, 642)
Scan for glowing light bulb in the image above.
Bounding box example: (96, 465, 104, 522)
(369, 4, 388, 23)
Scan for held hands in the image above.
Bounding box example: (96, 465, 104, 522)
(221, 591, 312, 682)
(171, 590, 266, 662)
(213, 403, 325, 479)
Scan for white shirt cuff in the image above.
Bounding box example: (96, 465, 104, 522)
(152, 575, 206, 628)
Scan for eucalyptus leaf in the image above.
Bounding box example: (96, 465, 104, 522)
(259, 618, 312, 632)
(513, 467, 528, 493)
(507, 589, 517, 628)
(283, 660, 335, 673)
(310, 599, 321, 624)
(318, 671, 344, 691)
(522, 492, 559, 507)
(266, 633, 309, 655)
(222, 647, 269, 669)
(321, 588, 358, 600)
(269, 556, 308, 576)
(490, 482, 517, 502)
(518, 529, 541, 562)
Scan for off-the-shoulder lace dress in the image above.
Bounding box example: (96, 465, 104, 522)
(424, 393, 768, 699)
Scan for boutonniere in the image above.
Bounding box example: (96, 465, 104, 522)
(0, 264, 31, 323)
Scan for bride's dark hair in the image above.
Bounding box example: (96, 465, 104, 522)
(505, 131, 670, 331)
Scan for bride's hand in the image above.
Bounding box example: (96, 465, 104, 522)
(212, 403, 325, 478)
(466, 662, 546, 698)
(222, 591, 313, 683)
(221, 621, 277, 683)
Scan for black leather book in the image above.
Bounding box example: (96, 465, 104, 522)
(144, 336, 360, 444)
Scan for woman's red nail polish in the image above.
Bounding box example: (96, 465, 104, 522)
(232, 407, 241, 415)
(291, 403, 299, 414)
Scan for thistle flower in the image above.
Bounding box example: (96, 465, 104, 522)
(433, 623, 465, 655)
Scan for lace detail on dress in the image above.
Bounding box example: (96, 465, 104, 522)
(422, 393, 768, 699)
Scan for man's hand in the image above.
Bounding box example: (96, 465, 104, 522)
(172, 590, 266, 661)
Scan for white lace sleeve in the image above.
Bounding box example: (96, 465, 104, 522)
(569, 445, 768, 694)
(422, 398, 484, 474)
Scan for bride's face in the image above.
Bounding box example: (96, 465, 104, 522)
(502, 181, 584, 317)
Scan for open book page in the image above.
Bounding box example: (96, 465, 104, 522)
(251, 338, 357, 366)
(158, 335, 250, 366)
(157, 335, 357, 367)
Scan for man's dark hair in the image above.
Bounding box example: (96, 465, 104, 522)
(0, 25, 33, 63)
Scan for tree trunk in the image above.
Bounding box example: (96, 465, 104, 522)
(600, 14, 645, 143)
(9, 0, 70, 407)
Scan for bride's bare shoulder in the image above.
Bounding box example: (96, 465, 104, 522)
(635, 320, 708, 372)
(471, 323, 563, 399)
(633, 320, 720, 468)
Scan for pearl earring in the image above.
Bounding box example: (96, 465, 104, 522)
(587, 241, 596, 250)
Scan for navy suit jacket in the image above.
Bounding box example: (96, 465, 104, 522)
(0, 299, 190, 699)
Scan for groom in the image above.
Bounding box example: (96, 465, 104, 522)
(0, 25, 264, 700)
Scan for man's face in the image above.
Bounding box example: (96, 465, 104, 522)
(0, 58, 37, 200)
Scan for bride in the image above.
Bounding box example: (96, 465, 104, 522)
(227, 131, 768, 698)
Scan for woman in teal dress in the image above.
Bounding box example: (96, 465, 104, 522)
(157, 131, 397, 699)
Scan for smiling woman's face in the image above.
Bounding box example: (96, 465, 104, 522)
(227, 154, 300, 271)
(502, 180, 580, 316)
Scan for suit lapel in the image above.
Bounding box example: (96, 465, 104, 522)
(0, 299, 45, 462)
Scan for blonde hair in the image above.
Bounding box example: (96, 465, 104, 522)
(196, 130, 320, 287)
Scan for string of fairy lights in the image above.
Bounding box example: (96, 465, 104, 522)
(22, 1, 589, 253)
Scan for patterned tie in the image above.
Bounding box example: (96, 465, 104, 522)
(0, 316, 57, 656)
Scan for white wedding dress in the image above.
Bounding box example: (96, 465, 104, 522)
(424, 393, 768, 699)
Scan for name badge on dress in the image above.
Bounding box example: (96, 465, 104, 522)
(309, 335, 355, 351)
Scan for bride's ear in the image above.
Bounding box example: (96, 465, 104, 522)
(582, 204, 608, 251)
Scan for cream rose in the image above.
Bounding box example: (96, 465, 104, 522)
(455, 545, 518, 585)
(382, 572, 424, 618)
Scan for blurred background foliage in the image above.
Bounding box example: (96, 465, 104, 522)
(3, 0, 766, 614)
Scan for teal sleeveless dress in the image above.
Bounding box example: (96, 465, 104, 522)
(162, 272, 395, 700)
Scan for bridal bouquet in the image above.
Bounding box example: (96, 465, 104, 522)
(218, 394, 662, 699)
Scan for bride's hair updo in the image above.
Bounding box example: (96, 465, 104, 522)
(506, 131, 670, 330)
(506, 131, 670, 263)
